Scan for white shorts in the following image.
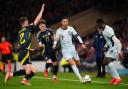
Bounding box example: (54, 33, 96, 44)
(62, 48, 80, 61)
(105, 46, 118, 60)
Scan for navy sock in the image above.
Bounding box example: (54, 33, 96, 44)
(25, 71, 35, 80)
(13, 70, 26, 76)
(53, 65, 58, 75)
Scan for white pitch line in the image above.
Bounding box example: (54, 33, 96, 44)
(33, 76, 128, 86)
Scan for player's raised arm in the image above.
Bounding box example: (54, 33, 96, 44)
(34, 4, 45, 25)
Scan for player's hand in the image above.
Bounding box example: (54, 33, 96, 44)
(41, 3, 45, 11)
(119, 52, 124, 61)
(81, 44, 86, 49)
(39, 42, 45, 48)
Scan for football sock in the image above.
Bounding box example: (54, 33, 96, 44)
(53, 65, 58, 75)
(108, 62, 120, 78)
(13, 69, 26, 76)
(71, 65, 82, 80)
(25, 71, 35, 80)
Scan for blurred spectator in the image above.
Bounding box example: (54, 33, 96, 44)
(93, 28, 106, 77)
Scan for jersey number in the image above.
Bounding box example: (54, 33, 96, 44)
(20, 33, 25, 44)
(45, 37, 49, 42)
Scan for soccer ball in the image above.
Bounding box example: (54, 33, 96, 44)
(82, 75, 91, 83)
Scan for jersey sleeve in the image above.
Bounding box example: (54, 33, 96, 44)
(48, 29, 54, 36)
(28, 23, 37, 32)
(71, 27, 77, 35)
(107, 28, 115, 38)
(37, 31, 41, 42)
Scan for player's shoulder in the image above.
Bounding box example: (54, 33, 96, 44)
(104, 25, 113, 33)
(46, 28, 53, 32)
(68, 26, 75, 31)
(56, 27, 62, 33)
(68, 26, 74, 29)
(37, 31, 42, 37)
(105, 25, 113, 31)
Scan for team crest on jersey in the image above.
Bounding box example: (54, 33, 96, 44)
(100, 36, 103, 38)
(48, 32, 51, 36)
(68, 31, 72, 35)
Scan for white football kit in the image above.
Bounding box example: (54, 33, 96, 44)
(102, 25, 118, 59)
(56, 26, 80, 60)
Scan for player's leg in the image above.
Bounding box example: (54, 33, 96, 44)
(6, 54, 12, 72)
(7, 60, 12, 72)
(64, 50, 82, 81)
(21, 64, 36, 84)
(50, 51, 58, 81)
(44, 59, 52, 78)
(67, 59, 82, 81)
(101, 57, 105, 77)
(103, 57, 121, 84)
(96, 57, 102, 77)
(1, 56, 5, 74)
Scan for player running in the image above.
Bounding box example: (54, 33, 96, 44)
(53, 17, 86, 83)
(96, 18, 123, 85)
(37, 19, 58, 81)
(5, 3, 45, 85)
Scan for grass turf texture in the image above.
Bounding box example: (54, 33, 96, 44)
(0, 72, 128, 89)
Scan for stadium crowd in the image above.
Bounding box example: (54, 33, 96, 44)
(0, 0, 94, 42)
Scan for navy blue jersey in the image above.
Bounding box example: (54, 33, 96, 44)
(18, 24, 36, 50)
(37, 29, 54, 48)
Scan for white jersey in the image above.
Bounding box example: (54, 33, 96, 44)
(56, 26, 77, 51)
(56, 26, 80, 60)
(102, 25, 115, 47)
(102, 25, 118, 59)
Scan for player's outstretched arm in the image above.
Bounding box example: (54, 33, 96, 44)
(34, 3, 45, 25)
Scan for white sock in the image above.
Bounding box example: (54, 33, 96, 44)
(71, 65, 82, 80)
(107, 62, 120, 78)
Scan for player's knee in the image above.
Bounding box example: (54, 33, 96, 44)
(75, 60, 80, 66)
(103, 57, 111, 66)
(68, 59, 76, 65)
(23, 64, 31, 74)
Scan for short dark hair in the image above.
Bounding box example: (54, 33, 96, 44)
(61, 16, 69, 21)
(96, 18, 104, 23)
(37, 19, 46, 26)
(19, 17, 28, 24)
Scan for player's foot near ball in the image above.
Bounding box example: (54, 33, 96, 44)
(52, 75, 59, 83)
(44, 68, 48, 78)
(21, 79, 31, 86)
(5, 72, 13, 83)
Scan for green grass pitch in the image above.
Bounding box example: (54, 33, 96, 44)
(0, 72, 128, 89)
